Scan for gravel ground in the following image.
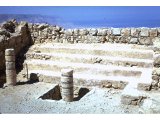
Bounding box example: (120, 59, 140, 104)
(0, 82, 160, 114)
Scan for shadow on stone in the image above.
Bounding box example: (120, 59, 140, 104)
(39, 85, 90, 101)
(39, 85, 62, 100)
(73, 87, 90, 101)
(0, 82, 5, 88)
(17, 73, 39, 85)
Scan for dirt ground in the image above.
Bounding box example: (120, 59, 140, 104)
(0, 82, 160, 114)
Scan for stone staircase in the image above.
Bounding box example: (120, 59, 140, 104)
(17, 43, 154, 105)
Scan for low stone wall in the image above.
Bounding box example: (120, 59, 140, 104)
(29, 24, 160, 45)
(2, 20, 160, 91)
(0, 20, 32, 77)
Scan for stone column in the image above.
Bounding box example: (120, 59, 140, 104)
(5, 48, 16, 86)
(61, 69, 73, 102)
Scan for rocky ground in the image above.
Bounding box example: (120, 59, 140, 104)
(0, 82, 160, 114)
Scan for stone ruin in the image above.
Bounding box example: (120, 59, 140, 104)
(1, 19, 160, 106)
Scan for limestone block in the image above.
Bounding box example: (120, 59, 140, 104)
(121, 28, 131, 36)
(130, 38, 138, 44)
(79, 29, 88, 35)
(150, 28, 157, 37)
(139, 37, 153, 45)
(33, 32, 38, 38)
(131, 28, 140, 37)
(152, 75, 159, 81)
(102, 82, 112, 88)
(152, 68, 160, 76)
(97, 29, 107, 36)
(112, 28, 121, 36)
(89, 28, 98, 36)
(37, 23, 49, 30)
(153, 37, 160, 51)
(119, 36, 130, 43)
(154, 54, 160, 65)
(151, 80, 158, 87)
(140, 28, 149, 37)
(55, 25, 61, 31)
(65, 29, 73, 36)
(73, 29, 79, 35)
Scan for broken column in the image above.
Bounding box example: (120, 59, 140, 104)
(61, 69, 74, 102)
(5, 48, 16, 86)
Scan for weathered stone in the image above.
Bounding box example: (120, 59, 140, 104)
(102, 82, 112, 88)
(5, 62, 15, 70)
(151, 80, 158, 87)
(131, 28, 139, 37)
(55, 26, 61, 31)
(152, 68, 160, 75)
(65, 29, 73, 36)
(97, 29, 107, 36)
(1, 20, 16, 33)
(112, 82, 118, 89)
(153, 37, 160, 51)
(130, 38, 138, 44)
(139, 37, 153, 45)
(73, 29, 79, 36)
(37, 24, 49, 30)
(121, 28, 130, 36)
(154, 54, 160, 65)
(158, 83, 160, 88)
(152, 75, 159, 81)
(61, 69, 74, 102)
(0, 29, 10, 37)
(112, 28, 121, 36)
(137, 83, 151, 91)
(79, 29, 88, 35)
(89, 28, 98, 36)
(140, 28, 149, 37)
(150, 28, 157, 37)
(5, 49, 16, 86)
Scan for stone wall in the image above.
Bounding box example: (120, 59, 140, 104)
(29, 23, 160, 90)
(2, 21, 160, 90)
(152, 39, 160, 90)
(29, 24, 160, 45)
(0, 20, 32, 76)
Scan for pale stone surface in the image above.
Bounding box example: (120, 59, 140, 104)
(61, 69, 74, 102)
(131, 28, 140, 37)
(139, 37, 153, 45)
(121, 28, 130, 36)
(130, 38, 138, 44)
(112, 28, 121, 35)
(150, 28, 157, 37)
(140, 28, 149, 37)
(89, 28, 98, 36)
(97, 29, 107, 36)
(154, 54, 160, 65)
(5, 48, 16, 86)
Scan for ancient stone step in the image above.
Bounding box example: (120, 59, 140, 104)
(29, 43, 154, 59)
(25, 59, 144, 77)
(121, 82, 148, 105)
(20, 70, 139, 89)
(25, 52, 153, 68)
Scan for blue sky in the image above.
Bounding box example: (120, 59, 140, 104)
(0, 6, 160, 28)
